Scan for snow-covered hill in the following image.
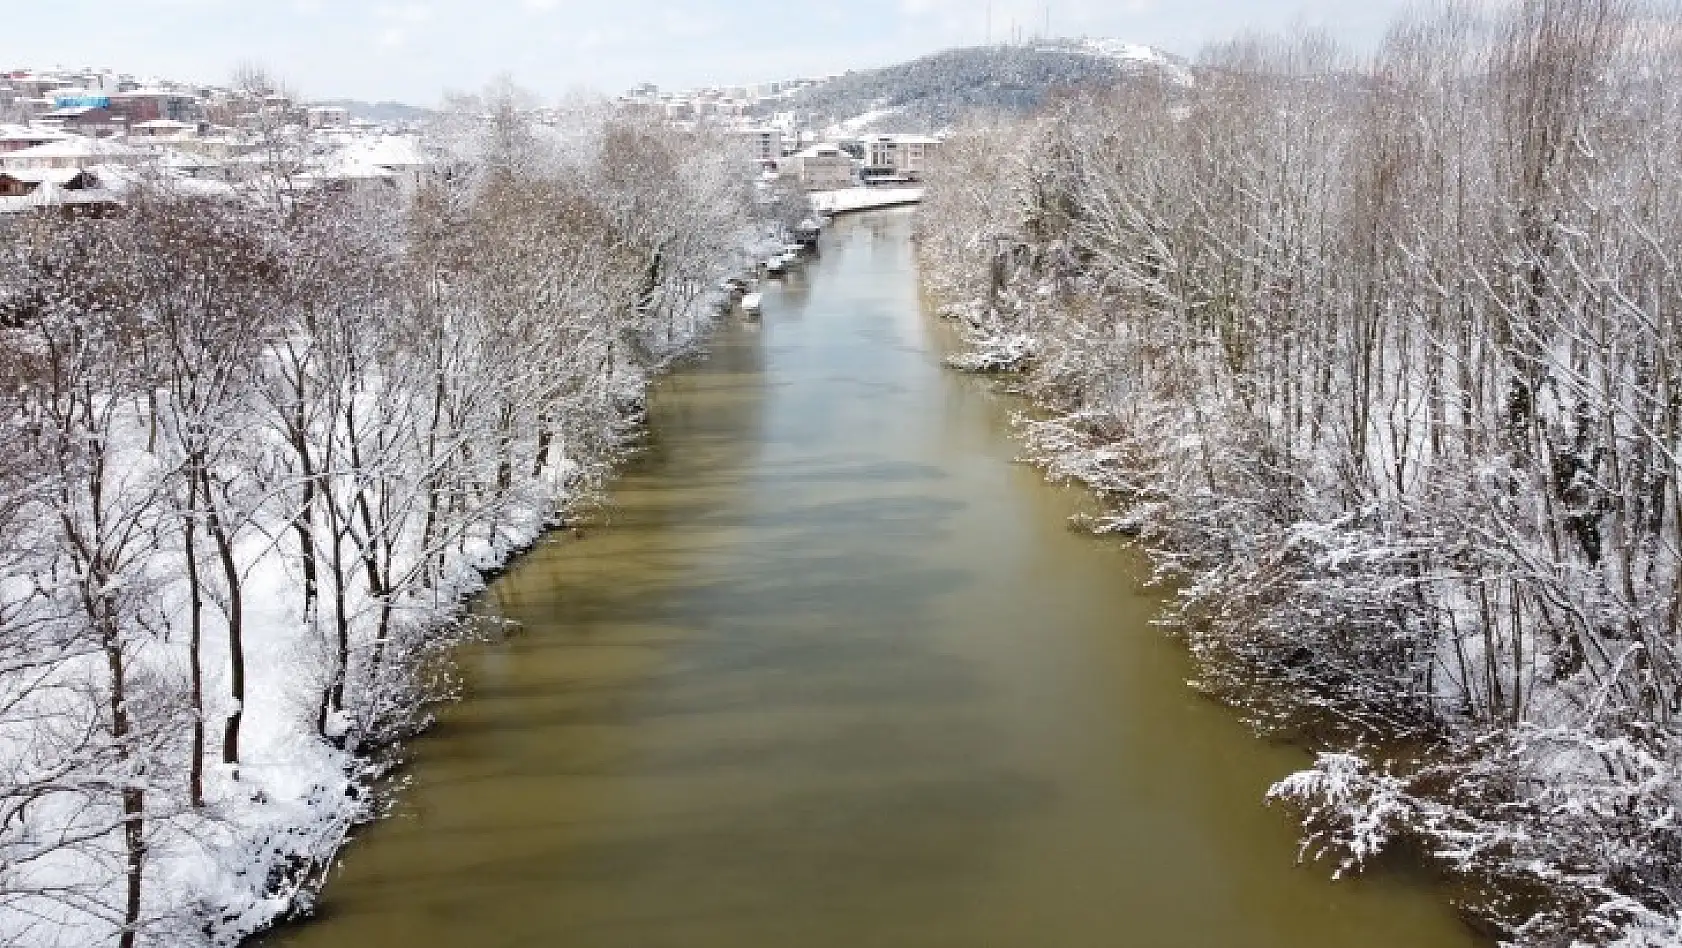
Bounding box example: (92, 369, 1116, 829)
(758, 39, 1185, 135)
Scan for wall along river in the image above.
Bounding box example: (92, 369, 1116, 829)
(268, 209, 1482, 948)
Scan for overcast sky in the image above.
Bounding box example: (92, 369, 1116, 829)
(4, 0, 1427, 103)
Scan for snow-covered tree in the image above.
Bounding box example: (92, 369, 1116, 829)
(919, 2, 1682, 942)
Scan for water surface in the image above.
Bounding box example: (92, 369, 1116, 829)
(272, 209, 1480, 948)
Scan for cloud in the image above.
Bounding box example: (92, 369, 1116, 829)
(377, 2, 434, 24)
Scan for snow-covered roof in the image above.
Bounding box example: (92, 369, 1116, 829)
(341, 134, 430, 169)
(0, 123, 71, 142)
(0, 180, 123, 214)
(0, 167, 87, 185)
(81, 162, 237, 199)
(298, 154, 399, 182)
(0, 136, 142, 163)
(133, 118, 193, 130)
(146, 148, 222, 169)
(869, 133, 941, 144)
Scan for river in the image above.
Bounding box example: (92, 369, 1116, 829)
(268, 209, 1481, 948)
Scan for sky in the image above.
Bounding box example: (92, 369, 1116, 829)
(3, 0, 1429, 104)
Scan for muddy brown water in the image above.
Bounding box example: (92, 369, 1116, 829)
(268, 209, 1482, 948)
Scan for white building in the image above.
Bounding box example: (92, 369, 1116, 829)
(732, 126, 783, 164)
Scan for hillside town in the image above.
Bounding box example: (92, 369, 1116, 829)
(0, 64, 942, 220)
(0, 66, 433, 215)
(618, 77, 942, 186)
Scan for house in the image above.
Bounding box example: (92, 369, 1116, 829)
(42, 104, 124, 138)
(0, 124, 71, 154)
(0, 178, 123, 217)
(790, 143, 856, 191)
(147, 148, 224, 179)
(305, 106, 349, 129)
(129, 118, 197, 141)
(108, 87, 200, 124)
(0, 167, 102, 197)
(331, 135, 433, 191)
(860, 134, 943, 182)
(731, 126, 783, 165)
(7, 73, 73, 99)
(294, 160, 397, 196)
(0, 136, 143, 170)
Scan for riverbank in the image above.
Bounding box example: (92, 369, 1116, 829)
(0, 107, 761, 948)
(223, 317, 733, 948)
(264, 208, 1480, 948)
(809, 186, 924, 215)
(913, 73, 1682, 940)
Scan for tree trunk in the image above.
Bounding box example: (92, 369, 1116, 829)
(201, 468, 245, 770)
(184, 456, 205, 807)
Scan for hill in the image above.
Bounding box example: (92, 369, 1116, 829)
(759, 40, 1186, 135)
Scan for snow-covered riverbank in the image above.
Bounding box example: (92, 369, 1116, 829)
(0, 103, 760, 948)
(809, 187, 924, 215)
(914, 9, 1682, 942)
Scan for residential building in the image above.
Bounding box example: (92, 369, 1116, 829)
(861, 134, 943, 181)
(732, 126, 783, 164)
(0, 136, 143, 170)
(42, 102, 124, 137)
(305, 105, 350, 129)
(109, 88, 200, 124)
(0, 124, 71, 154)
(0, 167, 100, 196)
(790, 143, 856, 191)
(129, 118, 197, 141)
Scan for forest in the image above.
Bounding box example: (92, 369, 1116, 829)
(918, 1, 1682, 944)
(0, 90, 756, 946)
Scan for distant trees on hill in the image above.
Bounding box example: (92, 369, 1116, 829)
(762, 42, 1178, 133)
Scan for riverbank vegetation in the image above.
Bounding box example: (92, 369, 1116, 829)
(918, 1, 1682, 943)
(0, 87, 755, 946)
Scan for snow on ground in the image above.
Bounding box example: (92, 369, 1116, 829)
(824, 107, 905, 138)
(1060, 38, 1194, 84)
(809, 187, 924, 214)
